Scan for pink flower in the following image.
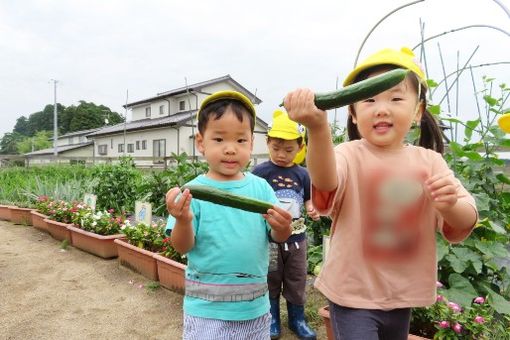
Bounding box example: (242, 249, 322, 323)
(473, 296, 485, 304)
(448, 302, 462, 313)
(438, 321, 450, 328)
(453, 323, 462, 334)
(436, 281, 444, 288)
(436, 295, 445, 302)
(474, 316, 485, 324)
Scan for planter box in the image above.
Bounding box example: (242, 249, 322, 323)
(44, 218, 72, 242)
(67, 225, 124, 259)
(31, 211, 49, 233)
(318, 306, 430, 340)
(114, 239, 158, 281)
(153, 253, 186, 293)
(0, 205, 15, 221)
(9, 206, 34, 225)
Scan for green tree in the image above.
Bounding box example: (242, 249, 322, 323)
(13, 116, 30, 136)
(0, 132, 24, 154)
(16, 131, 52, 154)
(66, 101, 123, 132)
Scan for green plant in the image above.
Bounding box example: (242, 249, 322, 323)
(411, 282, 510, 338)
(145, 281, 160, 292)
(73, 208, 127, 236)
(92, 156, 143, 213)
(161, 236, 186, 265)
(141, 152, 208, 217)
(121, 220, 166, 252)
(60, 239, 70, 250)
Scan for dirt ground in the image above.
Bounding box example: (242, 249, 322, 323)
(0, 221, 327, 340)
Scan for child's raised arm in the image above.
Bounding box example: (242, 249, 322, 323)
(166, 187, 195, 254)
(284, 88, 337, 192)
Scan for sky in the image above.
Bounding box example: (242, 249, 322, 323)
(1, 0, 509, 139)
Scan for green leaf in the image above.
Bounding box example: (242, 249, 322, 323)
(436, 235, 449, 261)
(463, 151, 483, 161)
(464, 119, 480, 140)
(483, 95, 498, 107)
(445, 253, 468, 273)
(475, 241, 509, 258)
(496, 173, 510, 185)
(444, 273, 478, 306)
(489, 221, 507, 234)
(428, 104, 441, 115)
(484, 286, 510, 314)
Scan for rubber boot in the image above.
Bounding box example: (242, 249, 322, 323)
(269, 298, 281, 339)
(287, 301, 317, 340)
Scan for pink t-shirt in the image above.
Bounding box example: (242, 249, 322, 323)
(313, 139, 477, 309)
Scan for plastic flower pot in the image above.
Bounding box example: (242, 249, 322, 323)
(43, 218, 72, 242)
(67, 225, 124, 259)
(31, 211, 49, 233)
(0, 204, 15, 221)
(8, 206, 34, 225)
(318, 305, 430, 340)
(114, 238, 158, 281)
(153, 253, 186, 293)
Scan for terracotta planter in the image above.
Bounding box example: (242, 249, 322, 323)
(31, 211, 49, 233)
(153, 253, 186, 293)
(319, 306, 430, 340)
(44, 218, 72, 242)
(8, 206, 34, 225)
(0, 205, 15, 221)
(114, 239, 158, 281)
(67, 225, 124, 259)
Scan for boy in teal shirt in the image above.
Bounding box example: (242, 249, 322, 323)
(165, 90, 292, 339)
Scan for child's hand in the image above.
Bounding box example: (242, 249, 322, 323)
(264, 205, 292, 234)
(307, 206, 320, 221)
(424, 171, 459, 213)
(165, 187, 193, 223)
(284, 88, 328, 130)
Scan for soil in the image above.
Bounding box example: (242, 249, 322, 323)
(0, 221, 326, 340)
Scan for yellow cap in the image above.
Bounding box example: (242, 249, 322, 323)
(197, 90, 256, 119)
(267, 110, 305, 140)
(498, 112, 510, 133)
(292, 143, 307, 165)
(343, 47, 426, 87)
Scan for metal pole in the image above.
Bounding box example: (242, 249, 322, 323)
(124, 89, 128, 156)
(51, 79, 58, 157)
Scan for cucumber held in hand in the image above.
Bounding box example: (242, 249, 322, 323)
(281, 68, 409, 110)
(182, 185, 273, 214)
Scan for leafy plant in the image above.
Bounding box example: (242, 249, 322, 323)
(161, 236, 186, 265)
(121, 220, 166, 252)
(72, 208, 127, 236)
(92, 156, 143, 213)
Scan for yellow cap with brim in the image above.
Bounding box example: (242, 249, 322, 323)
(267, 110, 305, 140)
(197, 90, 256, 119)
(343, 47, 426, 87)
(498, 112, 510, 133)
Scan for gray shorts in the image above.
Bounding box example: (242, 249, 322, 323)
(183, 312, 271, 340)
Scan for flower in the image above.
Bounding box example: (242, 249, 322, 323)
(436, 281, 444, 288)
(447, 302, 462, 313)
(436, 295, 445, 302)
(438, 321, 450, 328)
(473, 296, 485, 304)
(474, 315, 485, 324)
(453, 322, 463, 334)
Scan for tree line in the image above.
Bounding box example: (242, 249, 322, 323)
(0, 101, 124, 154)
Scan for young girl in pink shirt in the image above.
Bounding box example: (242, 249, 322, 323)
(283, 47, 478, 339)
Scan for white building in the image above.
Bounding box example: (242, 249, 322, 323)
(25, 75, 271, 167)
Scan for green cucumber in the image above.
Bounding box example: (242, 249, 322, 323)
(280, 68, 409, 110)
(182, 185, 273, 214)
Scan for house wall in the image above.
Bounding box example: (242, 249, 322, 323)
(28, 145, 94, 165)
(57, 135, 88, 147)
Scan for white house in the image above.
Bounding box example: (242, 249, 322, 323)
(86, 75, 270, 167)
(25, 128, 101, 165)
(23, 75, 271, 167)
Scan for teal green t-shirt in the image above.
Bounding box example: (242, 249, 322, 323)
(166, 173, 278, 321)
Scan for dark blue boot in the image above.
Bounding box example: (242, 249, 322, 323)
(287, 301, 317, 340)
(270, 298, 281, 339)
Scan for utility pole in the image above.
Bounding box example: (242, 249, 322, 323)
(50, 79, 58, 156)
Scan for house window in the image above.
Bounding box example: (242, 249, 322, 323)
(127, 144, 134, 153)
(145, 107, 151, 117)
(110, 138, 113, 149)
(136, 141, 140, 150)
(179, 100, 186, 111)
(153, 139, 166, 158)
(118, 143, 124, 153)
(159, 105, 165, 115)
(142, 140, 147, 150)
(98, 144, 107, 155)
(68, 137, 74, 144)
